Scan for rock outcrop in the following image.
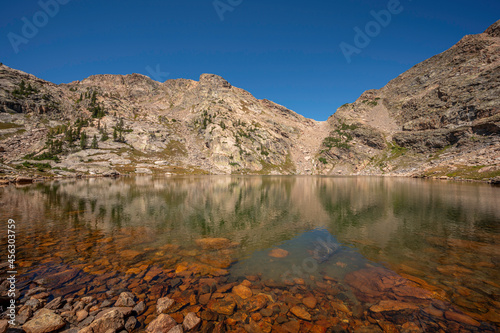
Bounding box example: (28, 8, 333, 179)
(316, 20, 500, 180)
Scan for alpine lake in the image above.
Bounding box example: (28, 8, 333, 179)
(0, 176, 499, 332)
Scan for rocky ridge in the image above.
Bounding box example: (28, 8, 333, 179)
(0, 20, 499, 182)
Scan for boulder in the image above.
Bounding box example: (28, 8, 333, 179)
(115, 292, 136, 307)
(79, 309, 125, 333)
(22, 309, 65, 333)
(146, 314, 177, 333)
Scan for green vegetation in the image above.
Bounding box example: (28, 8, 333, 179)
(389, 142, 408, 158)
(428, 145, 451, 161)
(91, 134, 98, 149)
(196, 110, 217, 130)
(22, 161, 51, 172)
(318, 157, 328, 164)
(100, 125, 109, 141)
(0, 122, 23, 130)
(254, 152, 296, 175)
(80, 131, 88, 149)
(322, 121, 358, 151)
(423, 165, 500, 180)
(362, 99, 378, 106)
(163, 140, 187, 157)
(12, 80, 39, 98)
(0, 128, 26, 141)
(260, 144, 269, 156)
(113, 118, 127, 143)
(88, 91, 106, 118)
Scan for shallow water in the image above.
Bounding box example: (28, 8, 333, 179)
(0, 176, 499, 329)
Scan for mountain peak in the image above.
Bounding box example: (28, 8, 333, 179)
(484, 19, 500, 37)
(199, 74, 232, 89)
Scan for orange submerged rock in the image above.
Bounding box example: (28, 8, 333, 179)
(268, 248, 289, 258)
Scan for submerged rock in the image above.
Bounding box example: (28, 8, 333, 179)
(369, 300, 419, 313)
(289, 306, 312, 321)
(157, 297, 175, 314)
(208, 297, 236, 315)
(182, 312, 201, 331)
(345, 267, 432, 304)
(195, 238, 239, 250)
(268, 248, 289, 258)
(232, 284, 253, 299)
(310, 238, 340, 263)
(302, 297, 317, 309)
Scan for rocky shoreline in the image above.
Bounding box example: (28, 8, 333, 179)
(1, 172, 499, 187)
(0, 171, 121, 186)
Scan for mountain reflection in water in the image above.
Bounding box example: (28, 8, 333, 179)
(0, 176, 498, 329)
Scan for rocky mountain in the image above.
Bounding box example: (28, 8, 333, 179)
(0, 67, 329, 177)
(316, 20, 500, 181)
(0, 20, 499, 182)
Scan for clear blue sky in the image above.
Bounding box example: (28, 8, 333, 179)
(0, 0, 498, 121)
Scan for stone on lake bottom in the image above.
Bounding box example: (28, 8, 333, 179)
(302, 296, 317, 309)
(242, 295, 268, 313)
(282, 320, 301, 333)
(232, 284, 253, 299)
(269, 248, 289, 258)
(133, 301, 146, 315)
(157, 297, 175, 314)
(345, 267, 432, 304)
(195, 238, 238, 250)
(182, 312, 201, 331)
(208, 298, 236, 316)
(369, 300, 419, 313)
(444, 311, 480, 327)
(289, 306, 312, 321)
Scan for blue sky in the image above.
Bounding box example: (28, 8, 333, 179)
(0, 0, 498, 121)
